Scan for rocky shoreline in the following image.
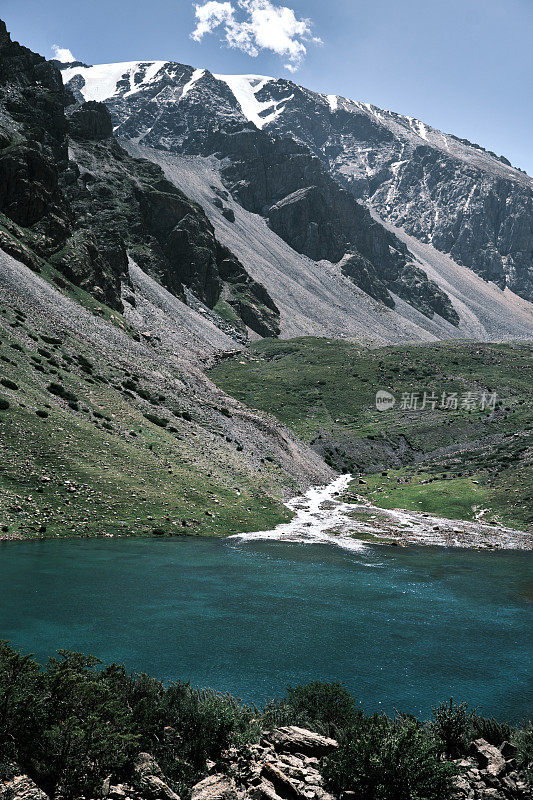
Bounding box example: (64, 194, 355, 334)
(2, 727, 530, 800)
(343, 501, 533, 550)
(2, 484, 531, 550)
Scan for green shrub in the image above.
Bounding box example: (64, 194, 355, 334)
(262, 682, 358, 738)
(430, 699, 473, 757)
(0, 644, 261, 799)
(0, 641, 42, 769)
(34, 652, 139, 798)
(137, 388, 155, 402)
(36, 409, 49, 418)
(174, 409, 193, 422)
(76, 355, 93, 374)
(47, 383, 78, 404)
(0, 397, 9, 410)
(323, 715, 456, 800)
(0, 378, 18, 391)
(472, 715, 512, 747)
(514, 722, 533, 780)
(144, 412, 169, 428)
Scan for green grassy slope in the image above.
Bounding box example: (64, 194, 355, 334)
(209, 338, 533, 530)
(0, 304, 292, 539)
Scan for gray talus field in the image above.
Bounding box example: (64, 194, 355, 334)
(126, 144, 533, 344)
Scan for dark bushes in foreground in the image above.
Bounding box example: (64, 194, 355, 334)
(262, 681, 358, 737)
(0, 643, 530, 800)
(322, 714, 456, 800)
(0, 643, 257, 799)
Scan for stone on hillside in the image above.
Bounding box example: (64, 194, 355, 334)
(469, 739, 506, 777)
(134, 753, 181, 800)
(191, 775, 240, 800)
(260, 761, 306, 800)
(0, 773, 49, 800)
(500, 741, 518, 761)
(262, 727, 338, 758)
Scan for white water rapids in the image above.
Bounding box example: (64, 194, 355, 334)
(230, 473, 367, 550)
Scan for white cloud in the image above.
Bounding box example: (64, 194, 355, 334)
(51, 44, 76, 63)
(191, 1, 235, 41)
(191, 0, 321, 72)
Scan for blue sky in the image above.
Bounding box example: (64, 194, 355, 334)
(3, 0, 532, 175)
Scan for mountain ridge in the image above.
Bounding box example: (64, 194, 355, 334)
(58, 58, 531, 178)
(59, 59, 533, 307)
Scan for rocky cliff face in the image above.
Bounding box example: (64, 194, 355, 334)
(0, 25, 279, 338)
(0, 22, 73, 270)
(64, 103, 280, 336)
(59, 62, 460, 324)
(248, 81, 533, 303)
(60, 61, 532, 307)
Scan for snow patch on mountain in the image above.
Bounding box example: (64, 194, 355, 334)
(62, 60, 167, 102)
(214, 73, 289, 128)
(182, 68, 206, 98)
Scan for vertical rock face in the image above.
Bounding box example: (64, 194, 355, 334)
(0, 21, 71, 241)
(60, 60, 533, 307)
(0, 23, 279, 336)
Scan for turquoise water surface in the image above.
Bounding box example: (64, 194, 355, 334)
(0, 537, 531, 721)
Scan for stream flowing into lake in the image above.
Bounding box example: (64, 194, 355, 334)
(231, 474, 533, 550)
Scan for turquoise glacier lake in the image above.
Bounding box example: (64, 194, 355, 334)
(0, 538, 531, 722)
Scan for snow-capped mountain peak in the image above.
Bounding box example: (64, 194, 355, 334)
(58, 57, 533, 305)
(61, 60, 295, 130)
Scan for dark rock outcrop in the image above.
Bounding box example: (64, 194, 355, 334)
(0, 22, 279, 336)
(201, 125, 459, 323)
(257, 80, 533, 303)
(68, 100, 113, 140)
(63, 122, 279, 335)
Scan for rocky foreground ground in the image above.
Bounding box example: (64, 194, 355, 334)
(1, 726, 530, 800)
